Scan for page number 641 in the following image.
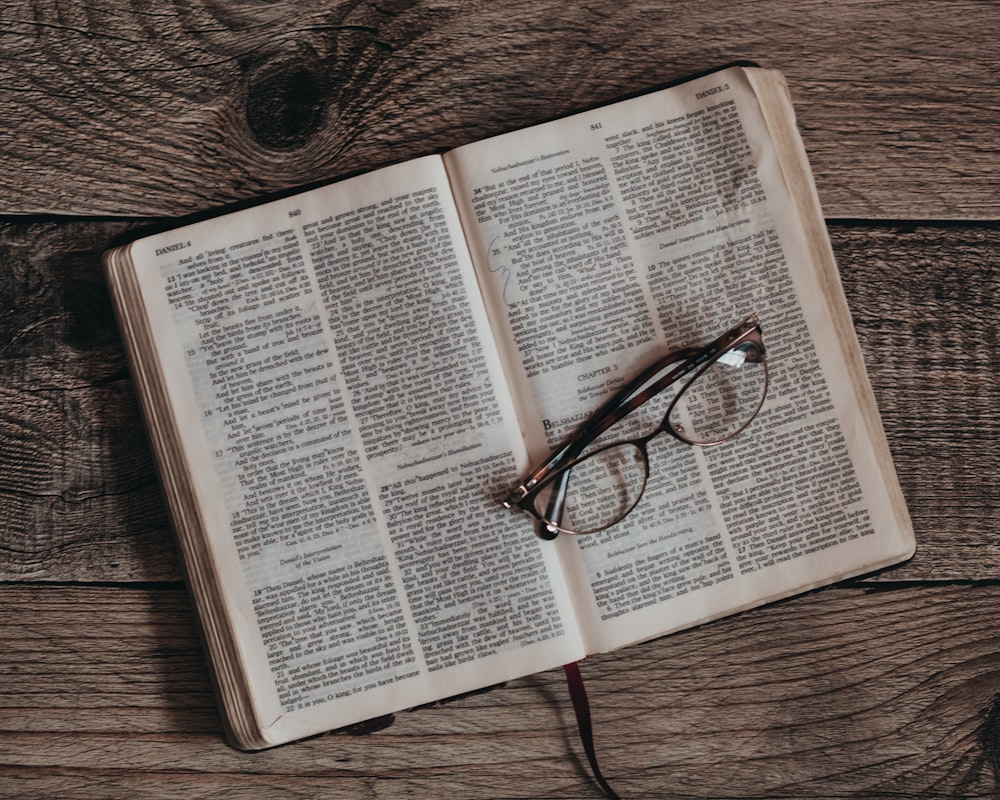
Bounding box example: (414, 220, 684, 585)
(590, 122, 602, 131)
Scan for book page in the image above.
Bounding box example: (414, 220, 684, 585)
(123, 156, 583, 747)
(445, 67, 914, 654)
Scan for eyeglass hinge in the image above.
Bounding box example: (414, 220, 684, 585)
(504, 485, 530, 507)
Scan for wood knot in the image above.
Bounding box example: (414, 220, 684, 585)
(244, 46, 328, 151)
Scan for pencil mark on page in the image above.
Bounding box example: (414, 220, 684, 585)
(486, 236, 514, 308)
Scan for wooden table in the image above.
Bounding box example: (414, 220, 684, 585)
(2, 2, 998, 797)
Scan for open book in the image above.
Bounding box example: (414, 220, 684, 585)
(104, 65, 914, 750)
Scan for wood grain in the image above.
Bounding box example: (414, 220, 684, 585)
(834, 223, 1000, 581)
(1, 583, 998, 799)
(0, 222, 177, 581)
(2, 2, 998, 797)
(2, 0, 998, 218)
(1, 221, 995, 582)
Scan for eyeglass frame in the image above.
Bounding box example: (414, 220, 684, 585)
(503, 313, 767, 539)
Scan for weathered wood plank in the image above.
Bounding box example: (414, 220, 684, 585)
(0, 583, 998, 799)
(0, 220, 996, 581)
(2, 0, 998, 218)
(0, 222, 178, 581)
(836, 223, 1000, 581)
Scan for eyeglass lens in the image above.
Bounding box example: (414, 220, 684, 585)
(532, 443, 648, 535)
(668, 340, 767, 445)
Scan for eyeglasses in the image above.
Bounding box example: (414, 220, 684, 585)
(503, 314, 768, 538)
